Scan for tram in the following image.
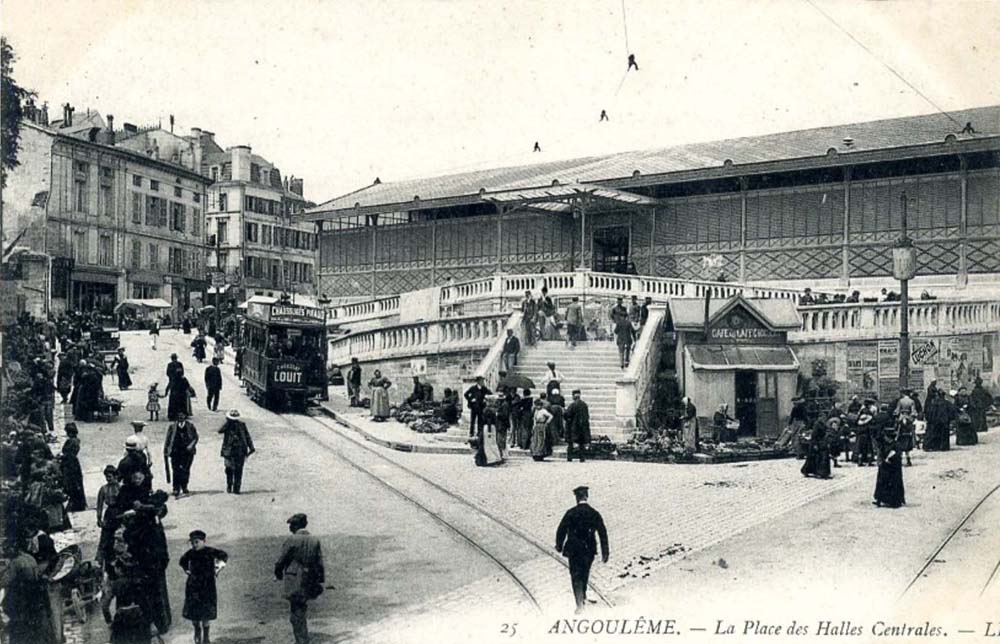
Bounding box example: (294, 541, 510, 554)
(240, 299, 328, 411)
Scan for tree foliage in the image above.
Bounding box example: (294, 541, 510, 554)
(1, 38, 34, 189)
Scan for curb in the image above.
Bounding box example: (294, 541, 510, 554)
(315, 403, 570, 459)
(316, 403, 471, 455)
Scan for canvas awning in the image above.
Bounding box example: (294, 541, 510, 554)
(114, 298, 172, 313)
(686, 345, 799, 371)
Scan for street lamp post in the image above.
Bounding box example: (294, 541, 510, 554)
(893, 192, 917, 396)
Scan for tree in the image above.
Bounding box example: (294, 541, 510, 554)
(1, 38, 34, 190)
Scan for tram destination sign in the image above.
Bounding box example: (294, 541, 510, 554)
(268, 304, 326, 323)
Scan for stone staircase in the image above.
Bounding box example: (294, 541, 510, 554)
(510, 340, 623, 438)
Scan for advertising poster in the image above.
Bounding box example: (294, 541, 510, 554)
(878, 340, 900, 401)
(942, 335, 985, 390)
(846, 342, 878, 399)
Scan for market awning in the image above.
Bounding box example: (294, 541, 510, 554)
(114, 298, 172, 313)
(207, 285, 232, 295)
(686, 345, 799, 371)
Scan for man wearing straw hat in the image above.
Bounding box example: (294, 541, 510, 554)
(219, 409, 255, 494)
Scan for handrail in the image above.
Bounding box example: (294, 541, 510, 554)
(469, 310, 524, 393)
(327, 311, 510, 366)
(791, 299, 1000, 343)
(614, 308, 667, 437)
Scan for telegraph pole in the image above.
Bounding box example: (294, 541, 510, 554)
(215, 231, 221, 338)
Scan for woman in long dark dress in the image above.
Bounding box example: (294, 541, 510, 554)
(954, 405, 978, 446)
(111, 348, 133, 390)
(60, 423, 87, 511)
(56, 353, 75, 403)
(102, 563, 153, 644)
(180, 530, 229, 644)
(165, 374, 195, 421)
(191, 334, 207, 364)
(801, 419, 832, 479)
(923, 390, 952, 451)
(873, 425, 905, 508)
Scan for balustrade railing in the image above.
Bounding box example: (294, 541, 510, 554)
(615, 307, 667, 435)
(791, 299, 1000, 343)
(328, 312, 509, 366)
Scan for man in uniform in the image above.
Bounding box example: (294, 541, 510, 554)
(555, 486, 609, 613)
(275, 513, 325, 644)
(464, 376, 492, 438)
(564, 390, 591, 462)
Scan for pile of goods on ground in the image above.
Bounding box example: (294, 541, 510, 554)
(393, 403, 450, 434)
(586, 435, 617, 460)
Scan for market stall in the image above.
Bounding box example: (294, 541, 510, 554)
(669, 295, 802, 439)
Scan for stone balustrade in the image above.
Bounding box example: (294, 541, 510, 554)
(791, 299, 1000, 343)
(615, 307, 667, 437)
(328, 312, 509, 365)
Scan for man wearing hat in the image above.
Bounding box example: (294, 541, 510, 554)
(219, 410, 255, 494)
(117, 436, 153, 492)
(127, 420, 152, 466)
(347, 358, 363, 407)
(275, 513, 325, 644)
(205, 358, 223, 412)
(555, 486, 609, 613)
(164, 411, 199, 497)
(464, 376, 492, 438)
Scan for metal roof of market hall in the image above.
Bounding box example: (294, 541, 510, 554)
(301, 105, 1000, 220)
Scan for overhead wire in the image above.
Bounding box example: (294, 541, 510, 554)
(802, 0, 965, 130)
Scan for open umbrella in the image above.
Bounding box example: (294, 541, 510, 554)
(497, 374, 534, 390)
(198, 305, 216, 314)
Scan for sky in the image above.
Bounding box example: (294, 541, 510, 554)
(3, 0, 999, 205)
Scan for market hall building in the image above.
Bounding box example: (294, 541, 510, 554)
(301, 106, 999, 299)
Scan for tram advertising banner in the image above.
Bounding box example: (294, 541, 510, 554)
(270, 361, 305, 388)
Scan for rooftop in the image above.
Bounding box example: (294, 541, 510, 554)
(306, 105, 1000, 216)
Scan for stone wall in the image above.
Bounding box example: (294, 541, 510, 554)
(341, 348, 489, 407)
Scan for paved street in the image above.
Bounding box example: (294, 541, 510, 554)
(63, 329, 1000, 643)
(68, 330, 530, 644)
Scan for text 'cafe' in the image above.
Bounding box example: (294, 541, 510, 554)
(668, 296, 802, 439)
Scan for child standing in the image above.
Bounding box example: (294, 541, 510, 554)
(147, 383, 165, 421)
(213, 335, 226, 364)
(179, 530, 228, 644)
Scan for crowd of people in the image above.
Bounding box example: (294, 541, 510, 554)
(799, 287, 939, 306)
(794, 379, 994, 508)
(1, 310, 332, 644)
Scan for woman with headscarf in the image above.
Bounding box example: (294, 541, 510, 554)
(110, 347, 133, 390)
(548, 388, 566, 443)
(801, 418, 833, 479)
(681, 397, 699, 451)
(873, 423, 905, 508)
(60, 423, 87, 512)
(165, 372, 195, 422)
(369, 370, 391, 421)
(530, 399, 553, 461)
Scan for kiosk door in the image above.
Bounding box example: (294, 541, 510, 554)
(757, 372, 779, 438)
(735, 370, 758, 437)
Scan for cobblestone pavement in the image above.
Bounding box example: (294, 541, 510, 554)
(320, 398, 1000, 641)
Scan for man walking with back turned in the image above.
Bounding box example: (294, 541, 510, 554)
(556, 486, 609, 613)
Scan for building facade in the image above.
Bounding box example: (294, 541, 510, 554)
(2, 107, 209, 319)
(202, 143, 317, 303)
(303, 106, 1000, 299)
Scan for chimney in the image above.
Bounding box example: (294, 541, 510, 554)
(40, 102, 49, 126)
(169, 114, 175, 133)
(106, 115, 115, 143)
(62, 103, 74, 127)
(290, 177, 303, 196)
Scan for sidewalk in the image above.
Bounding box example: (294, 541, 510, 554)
(319, 390, 571, 458)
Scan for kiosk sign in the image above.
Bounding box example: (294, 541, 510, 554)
(708, 310, 784, 344)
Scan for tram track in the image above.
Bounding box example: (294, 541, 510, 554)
(268, 406, 614, 614)
(899, 482, 1000, 601)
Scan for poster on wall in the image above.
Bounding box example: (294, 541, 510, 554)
(878, 340, 900, 401)
(942, 336, 984, 390)
(910, 338, 939, 368)
(846, 342, 878, 399)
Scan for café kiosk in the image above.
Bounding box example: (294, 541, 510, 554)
(668, 295, 801, 438)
